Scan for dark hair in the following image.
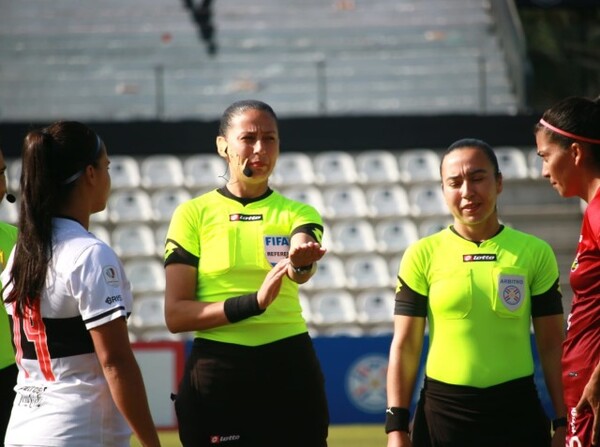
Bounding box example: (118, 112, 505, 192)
(535, 96, 600, 166)
(440, 138, 501, 178)
(218, 99, 278, 137)
(5, 121, 103, 316)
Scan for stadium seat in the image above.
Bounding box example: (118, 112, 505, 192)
(527, 147, 542, 179)
(387, 254, 402, 286)
(271, 152, 315, 187)
(90, 208, 109, 223)
(345, 254, 391, 290)
(89, 224, 111, 246)
(108, 190, 154, 224)
(330, 220, 377, 255)
(183, 154, 227, 190)
(154, 223, 170, 257)
(418, 217, 453, 238)
(140, 155, 185, 190)
(111, 223, 156, 259)
(355, 289, 395, 324)
(355, 150, 401, 185)
(151, 188, 191, 223)
(282, 186, 326, 215)
(7, 158, 21, 192)
(398, 149, 441, 183)
(109, 155, 141, 190)
(310, 290, 357, 325)
(138, 330, 184, 342)
(320, 325, 365, 337)
(366, 184, 411, 219)
(130, 294, 166, 329)
(124, 258, 165, 294)
(408, 184, 449, 217)
(322, 185, 369, 220)
(303, 254, 347, 291)
(313, 151, 358, 185)
(375, 218, 419, 254)
(495, 146, 529, 179)
(299, 292, 312, 324)
(0, 201, 18, 225)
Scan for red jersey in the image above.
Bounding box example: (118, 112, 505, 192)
(563, 190, 600, 446)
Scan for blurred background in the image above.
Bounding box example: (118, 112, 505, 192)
(0, 0, 598, 435)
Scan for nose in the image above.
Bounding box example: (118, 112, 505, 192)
(461, 181, 474, 198)
(541, 163, 550, 178)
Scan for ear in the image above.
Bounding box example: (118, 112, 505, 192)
(496, 171, 503, 194)
(216, 136, 228, 158)
(571, 142, 584, 166)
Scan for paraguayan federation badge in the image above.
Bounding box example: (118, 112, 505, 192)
(498, 274, 525, 311)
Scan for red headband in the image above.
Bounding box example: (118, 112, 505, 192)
(539, 118, 600, 145)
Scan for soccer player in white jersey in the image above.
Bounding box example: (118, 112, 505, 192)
(1, 121, 160, 447)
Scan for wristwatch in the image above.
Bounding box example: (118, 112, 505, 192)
(291, 263, 313, 274)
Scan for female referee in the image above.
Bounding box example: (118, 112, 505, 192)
(164, 99, 329, 447)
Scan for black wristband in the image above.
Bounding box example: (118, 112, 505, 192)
(552, 416, 567, 431)
(385, 407, 410, 434)
(223, 293, 265, 323)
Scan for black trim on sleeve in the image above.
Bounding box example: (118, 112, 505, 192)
(291, 223, 324, 244)
(531, 278, 563, 317)
(394, 276, 428, 317)
(164, 239, 199, 268)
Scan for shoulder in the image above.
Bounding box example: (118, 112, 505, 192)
(275, 190, 321, 217)
(0, 221, 17, 244)
(500, 226, 553, 251)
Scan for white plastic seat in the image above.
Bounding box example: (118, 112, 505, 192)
(356, 289, 395, 324)
(124, 258, 165, 294)
(154, 223, 170, 257)
(495, 146, 529, 180)
(356, 150, 401, 185)
(366, 184, 410, 219)
(90, 208, 109, 223)
(418, 217, 453, 238)
(303, 255, 347, 291)
(130, 294, 166, 329)
(111, 224, 156, 259)
(7, 158, 21, 192)
(330, 220, 377, 255)
(0, 202, 18, 225)
(313, 151, 358, 186)
(138, 329, 183, 342)
(108, 155, 141, 190)
(398, 149, 441, 183)
(89, 224, 111, 246)
(527, 147, 542, 179)
(151, 188, 191, 223)
(375, 219, 419, 254)
(270, 152, 315, 187)
(310, 290, 357, 325)
(322, 185, 368, 220)
(140, 155, 184, 190)
(282, 186, 326, 215)
(320, 325, 365, 337)
(108, 190, 154, 223)
(388, 254, 402, 286)
(299, 292, 312, 324)
(345, 254, 391, 290)
(183, 154, 227, 190)
(408, 184, 449, 217)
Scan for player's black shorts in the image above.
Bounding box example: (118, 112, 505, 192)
(173, 332, 329, 447)
(411, 375, 550, 447)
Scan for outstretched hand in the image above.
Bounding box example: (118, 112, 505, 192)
(288, 241, 326, 268)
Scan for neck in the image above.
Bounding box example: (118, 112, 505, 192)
(453, 219, 501, 243)
(226, 178, 269, 199)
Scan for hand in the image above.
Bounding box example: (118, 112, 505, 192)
(551, 426, 566, 447)
(387, 430, 412, 447)
(256, 258, 290, 310)
(288, 241, 326, 269)
(575, 371, 600, 445)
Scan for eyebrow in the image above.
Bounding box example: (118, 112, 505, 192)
(445, 168, 488, 180)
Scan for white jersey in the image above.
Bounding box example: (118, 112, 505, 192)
(2, 218, 133, 447)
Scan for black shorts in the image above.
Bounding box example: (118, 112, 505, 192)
(0, 363, 18, 442)
(411, 375, 550, 447)
(174, 333, 329, 447)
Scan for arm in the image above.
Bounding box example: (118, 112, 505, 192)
(286, 231, 326, 284)
(576, 361, 600, 445)
(532, 314, 566, 445)
(89, 318, 160, 447)
(165, 259, 290, 333)
(386, 315, 426, 447)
